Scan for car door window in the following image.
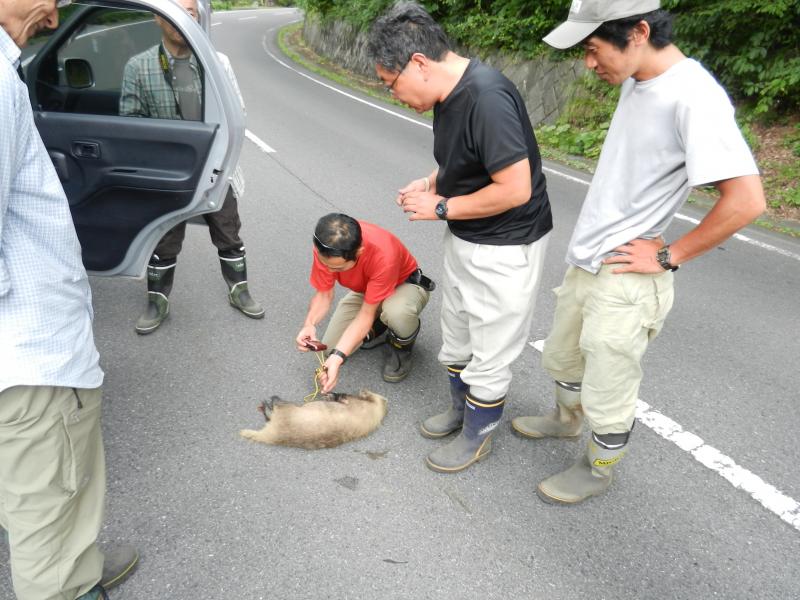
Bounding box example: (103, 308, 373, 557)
(34, 6, 204, 121)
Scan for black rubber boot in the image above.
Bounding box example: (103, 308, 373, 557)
(537, 430, 630, 505)
(135, 263, 174, 334)
(420, 364, 468, 438)
(382, 324, 418, 382)
(361, 317, 388, 349)
(100, 542, 139, 589)
(220, 255, 265, 319)
(426, 392, 505, 473)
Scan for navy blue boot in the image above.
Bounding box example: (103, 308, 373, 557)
(420, 365, 468, 438)
(425, 392, 505, 473)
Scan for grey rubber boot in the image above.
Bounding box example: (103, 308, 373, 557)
(220, 255, 265, 319)
(511, 381, 583, 439)
(135, 263, 174, 334)
(426, 392, 505, 473)
(537, 430, 629, 505)
(100, 543, 139, 589)
(382, 324, 418, 382)
(420, 364, 468, 438)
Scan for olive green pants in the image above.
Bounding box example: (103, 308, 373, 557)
(0, 386, 105, 600)
(542, 265, 674, 434)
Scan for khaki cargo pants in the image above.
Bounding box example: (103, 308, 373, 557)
(542, 265, 675, 434)
(0, 386, 104, 600)
(321, 283, 430, 349)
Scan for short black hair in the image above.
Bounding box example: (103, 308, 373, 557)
(313, 213, 362, 262)
(591, 9, 674, 50)
(366, 1, 450, 72)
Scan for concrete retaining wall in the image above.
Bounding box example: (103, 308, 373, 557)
(302, 16, 585, 126)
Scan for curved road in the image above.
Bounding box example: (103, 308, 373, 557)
(2, 8, 798, 599)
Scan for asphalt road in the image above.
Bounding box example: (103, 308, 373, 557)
(2, 7, 800, 599)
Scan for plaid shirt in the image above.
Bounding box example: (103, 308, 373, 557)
(119, 45, 245, 196)
(0, 27, 103, 392)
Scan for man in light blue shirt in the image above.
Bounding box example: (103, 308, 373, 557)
(0, 1, 137, 597)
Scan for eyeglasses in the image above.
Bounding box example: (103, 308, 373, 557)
(56, 0, 73, 7)
(313, 234, 344, 256)
(385, 57, 411, 93)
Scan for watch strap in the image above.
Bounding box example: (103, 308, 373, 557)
(329, 348, 347, 363)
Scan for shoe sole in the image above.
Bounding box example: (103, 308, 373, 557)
(101, 550, 139, 590)
(382, 371, 410, 383)
(535, 483, 601, 505)
(134, 313, 168, 335)
(424, 449, 491, 473)
(419, 424, 461, 439)
(510, 420, 581, 440)
(229, 299, 265, 319)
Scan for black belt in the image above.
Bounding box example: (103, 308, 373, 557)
(405, 268, 436, 292)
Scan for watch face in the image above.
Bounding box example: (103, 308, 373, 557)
(435, 199, 447, 219)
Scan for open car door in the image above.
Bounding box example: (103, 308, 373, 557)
(23, 0, 244, 277)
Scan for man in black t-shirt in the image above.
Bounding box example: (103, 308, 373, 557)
(367, 1, 553, 474)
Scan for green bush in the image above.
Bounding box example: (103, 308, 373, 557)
(297, 0, 800, 116)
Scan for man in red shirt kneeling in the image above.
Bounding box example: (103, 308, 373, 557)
(296, 213, 434, 392)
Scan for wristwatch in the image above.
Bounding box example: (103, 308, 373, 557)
(434, 197, 449, 220)
(656, 245, 679, 271)
(329, 348, 347, 363)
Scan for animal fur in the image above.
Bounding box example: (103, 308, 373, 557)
(240, 390, 388, 449)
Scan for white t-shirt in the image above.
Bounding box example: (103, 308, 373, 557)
(566, 58, 759, 273)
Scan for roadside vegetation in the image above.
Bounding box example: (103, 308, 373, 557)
(290, 0, 799, 232)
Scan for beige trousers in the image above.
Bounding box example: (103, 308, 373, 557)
(438, 229, 550, 399)
(542, 265, 675, 434)
(0, 386, 105, 600)
(321, 283, 430, 350)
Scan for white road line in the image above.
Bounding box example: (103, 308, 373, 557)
(239, 16, 258, 21)
(542, 166, 589, 187)
(245, 129, 275, 153)
(261, 26, 799, 263)
(261, 34, 432, 130)
(529, 339, 800, 532)
(211, 22, 221, 26)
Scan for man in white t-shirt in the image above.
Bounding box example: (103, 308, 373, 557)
(512, 0, 765, 504)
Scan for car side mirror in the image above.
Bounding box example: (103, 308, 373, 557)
(64, 58, 94, 89)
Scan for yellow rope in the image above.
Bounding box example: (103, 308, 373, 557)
(303, 351, 327, 403)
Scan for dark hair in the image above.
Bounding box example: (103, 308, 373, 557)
(313, 213, 362, 261)
(366, 1, 450, 71)
(592, 9, 674, 50)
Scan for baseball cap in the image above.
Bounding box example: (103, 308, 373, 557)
(543, 0, 661, 49)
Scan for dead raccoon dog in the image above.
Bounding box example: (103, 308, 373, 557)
(239, 390, 388, 449)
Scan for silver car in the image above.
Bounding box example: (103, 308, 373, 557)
(22, 0, 244, 277)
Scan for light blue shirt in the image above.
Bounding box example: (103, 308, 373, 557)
(0, 27, 103, 393)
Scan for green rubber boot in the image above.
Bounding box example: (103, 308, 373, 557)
(135, 263, 174, 334)
(426, 392, 504, 473)
(511, 381, 583, 439)
(420, 365, 467, 438)
(537, 431, 629, 505)
(220, 255, 265, 319)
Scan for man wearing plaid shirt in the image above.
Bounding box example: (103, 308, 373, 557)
(119, 0, 263, 334)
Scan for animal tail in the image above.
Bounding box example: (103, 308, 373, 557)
(240, 428, 264, 442)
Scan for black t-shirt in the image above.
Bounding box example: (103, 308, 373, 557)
(433, 59, 552, 245)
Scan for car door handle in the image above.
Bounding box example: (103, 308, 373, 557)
(72, 141, 101, 159)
